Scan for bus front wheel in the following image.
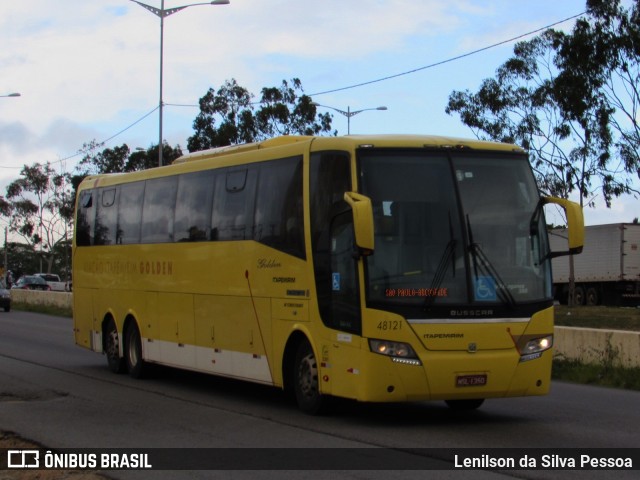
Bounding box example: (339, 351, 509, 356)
(104, 318, 125, 374)
(124, 322, 146, 379)
(293, 340, 325, 415)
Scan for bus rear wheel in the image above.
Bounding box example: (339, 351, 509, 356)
(293, 340, 325, 414)
(445, 399, 485, 410)
(104, 318, 125, 373)
(124, 322, 146, 379)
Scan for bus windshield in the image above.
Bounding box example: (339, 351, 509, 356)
(359, 149, 552, 317)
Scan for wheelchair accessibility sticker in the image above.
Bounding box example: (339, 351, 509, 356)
(474, 276, 497, 301)
(332, 272, 341, 291)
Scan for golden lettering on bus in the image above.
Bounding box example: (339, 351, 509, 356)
(257, 258, 282, 269)
(80, 259, 174, 276)
(83, 260, 138, 275)
(139, 260, 173, 276)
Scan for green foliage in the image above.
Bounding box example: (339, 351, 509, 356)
(3, 163, 73, 274)
(552, 358, 640, 391)
(555, 0, 640, 200)
(188, 78, 333, 152)
(77, 141, 183, 175)
(2, 242, 39, 279)
(554, 305, 640, 331)
(127, 143, 183, 171)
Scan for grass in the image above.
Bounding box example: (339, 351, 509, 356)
(554, 305, 640, 331)
(11, 301, 72, 318)
(552, 358, 640, 391)
(11, 302, 640, 391)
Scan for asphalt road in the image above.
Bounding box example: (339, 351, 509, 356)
(0, 311, 639, 480)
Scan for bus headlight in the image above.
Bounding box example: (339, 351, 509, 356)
(369, 339, 422, 366)
(519, 335, 553, 362)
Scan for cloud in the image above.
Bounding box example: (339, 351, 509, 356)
(2, 0, 479, 149)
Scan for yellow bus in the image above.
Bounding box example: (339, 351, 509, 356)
(73, 135, 583, 413)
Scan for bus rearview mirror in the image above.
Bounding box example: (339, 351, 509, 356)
(543, 196, 584, 255)
(344, 191, 374, 255)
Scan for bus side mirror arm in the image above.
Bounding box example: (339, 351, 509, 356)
(344, 192, 375, 256)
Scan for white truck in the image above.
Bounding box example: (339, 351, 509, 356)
(550, 223, 640, 306)
(33, 273, 67, 292)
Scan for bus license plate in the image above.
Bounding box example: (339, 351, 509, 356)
(456, 374, 487, 387)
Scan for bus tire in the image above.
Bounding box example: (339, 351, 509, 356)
(124, 321, 146, 379)
(445, 399, 484, 410)
(293, 340, 325, 415)
(104, 318, 125, 374)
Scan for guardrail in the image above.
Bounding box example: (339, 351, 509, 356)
(554, 326, 640, 368)
(9, 290, 640, 368)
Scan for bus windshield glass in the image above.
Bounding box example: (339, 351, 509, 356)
(359, 148, 552, 317)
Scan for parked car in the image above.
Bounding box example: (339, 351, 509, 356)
(12, 275, 51, 291)
(0, 286, 10, 312)
(33, 273, 66, 291)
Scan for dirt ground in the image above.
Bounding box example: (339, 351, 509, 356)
(0, 431, 110, 480)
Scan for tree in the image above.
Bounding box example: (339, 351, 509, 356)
(1, 242, 40, 280)
(126, 143, 183, 171)
(187, 78, 333, 151)
(4, 163, 74, 274)
(445, 1, 640, 307)
(447, 31, 610, 209)
(446, 0, 639, 210)
(72, 141, 184, 209)
(552, 0, 640, 198)
(256, 78, 333, 138)
(77, 141, 183, 175)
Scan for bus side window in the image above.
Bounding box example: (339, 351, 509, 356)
(174, 170, 215, 242)
(118, 181, 145, 245)
(76, 190, 94, 246)
(211, 167, 257, 241)
(254, 156, 305, 259)
(141, 176, 178, 244)
(94, 187, 119, 245)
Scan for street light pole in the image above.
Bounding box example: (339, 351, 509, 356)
(312, 103, 387, 134)
(130, 0, 230, 167)
(0, 93, 21, 98)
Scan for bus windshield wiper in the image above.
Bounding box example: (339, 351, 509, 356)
(424, 212, 456, 309)
(465, 215, 515, 308)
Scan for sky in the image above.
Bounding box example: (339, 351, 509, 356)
(0, 0, 638, 228)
